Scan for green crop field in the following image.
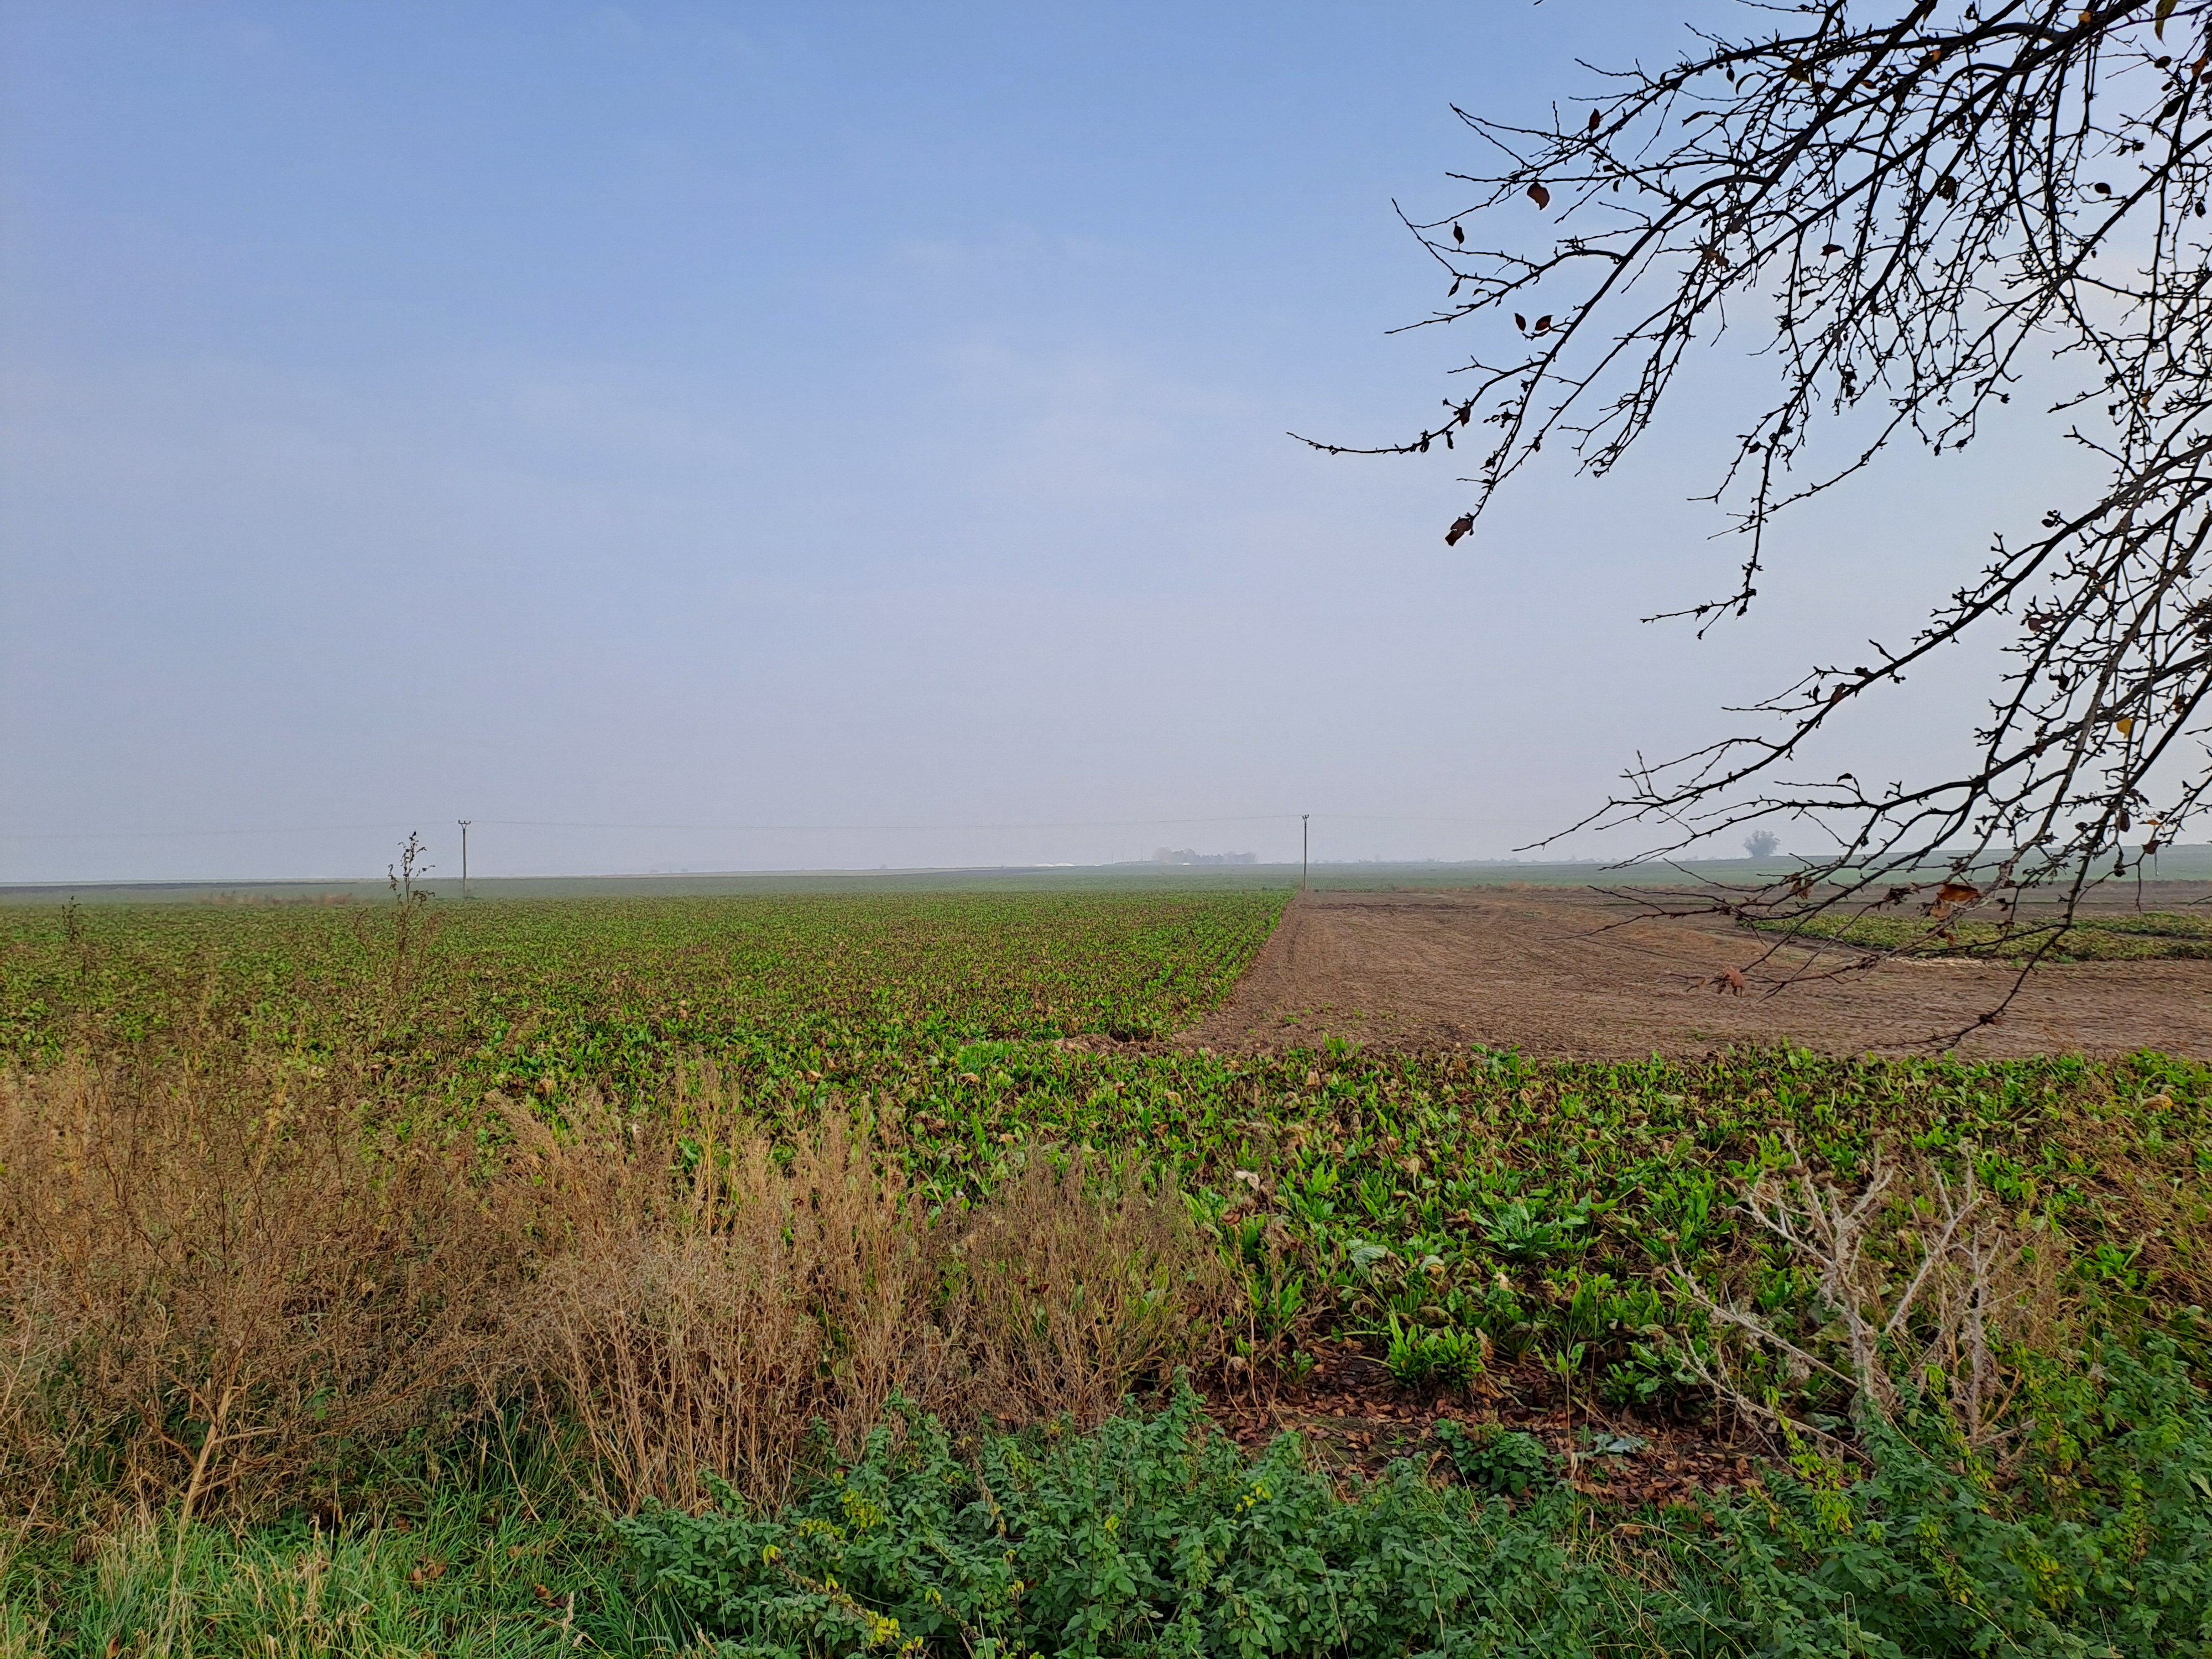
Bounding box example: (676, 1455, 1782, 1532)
(4, 889, 2211, 1657)
(1759, 906, 2212, 962)
(1, 890, 1286, 1102)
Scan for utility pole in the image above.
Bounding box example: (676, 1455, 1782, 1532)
(1301, 814, 1310, 893)
(457, 820, 471, 900)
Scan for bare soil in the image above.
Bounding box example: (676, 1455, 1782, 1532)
(1203, 1338, 1754, 1502)
(1185, 884, 2212, 1059)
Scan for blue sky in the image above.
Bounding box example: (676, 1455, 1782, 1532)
(1, 2, 2068, 880)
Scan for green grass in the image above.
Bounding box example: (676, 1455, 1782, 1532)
(3, 1437, 633, 1658)
(1757, 906, 2212, 962)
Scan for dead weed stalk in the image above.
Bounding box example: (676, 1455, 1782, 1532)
(1677, 1136, 2066, 1464)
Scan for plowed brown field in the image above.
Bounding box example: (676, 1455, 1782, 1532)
(1185, 884, 2212, 1058)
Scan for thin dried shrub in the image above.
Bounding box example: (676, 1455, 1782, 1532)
(945, 1150, 1234, 1427)
(505, 1070, 1230, 1510)
(2, 1045, 1233, 1521)
(1681, 1138, 2069, 1463)
(504, 1085, 952, 1511)
(0, 1055, 517, 1523)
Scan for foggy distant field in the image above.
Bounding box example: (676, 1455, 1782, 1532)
(6, 847, 2208, 906)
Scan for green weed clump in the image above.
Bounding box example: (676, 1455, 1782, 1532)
(1433, 1420, 1553, 1496)
(618, 1349, 2212, 1659)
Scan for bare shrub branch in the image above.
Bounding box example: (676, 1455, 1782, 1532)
(1677, 1137, 2066, 1460)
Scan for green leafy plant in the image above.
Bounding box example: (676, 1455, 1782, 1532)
(617, 1385, 1611, 1659)
(1383, 1314, 1485, 1388)
(1432, 1421, 1554, 1498)
(1478, 1195, 1592, 1261)
(1599, 1340, 1702, 1411)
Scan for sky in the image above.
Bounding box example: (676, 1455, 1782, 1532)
(0, 2, 2090, 883)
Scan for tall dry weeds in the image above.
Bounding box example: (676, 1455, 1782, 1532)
(0, 1054, 518, 1524)
(505, 1071, 1230, 1510)
(946, 1150, 1229, 1428)
(503, 1084, 952, 1510)
(1, 1052, 1229, 1522)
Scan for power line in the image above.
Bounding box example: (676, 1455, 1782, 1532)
(474, 813, 1303, 833)
(0, 822, 427, 842)
(1, 810, 1553, 843)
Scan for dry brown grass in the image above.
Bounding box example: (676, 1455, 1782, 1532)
(0, 1053, 1230, 1522)
(504, 1082, 952, 1511)
(0, 1054, 518, 1526)
(945, 1149, 1228, 1429)
(505, 1070, 1231, 1509)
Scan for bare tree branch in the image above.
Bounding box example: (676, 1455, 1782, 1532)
(1323, 3, 2212, 1027)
